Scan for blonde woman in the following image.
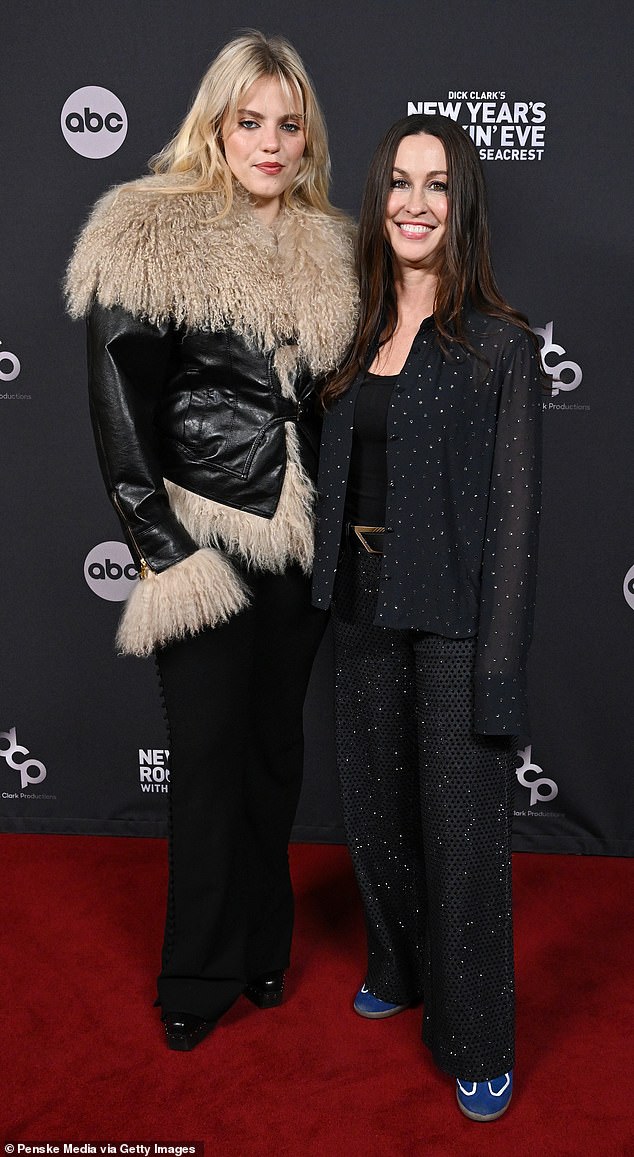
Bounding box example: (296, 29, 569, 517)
(66, 30, 357, 1051)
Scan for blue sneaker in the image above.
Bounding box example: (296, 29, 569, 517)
(353, 983, 409, 1019)
(456, 1070, 513, 1121)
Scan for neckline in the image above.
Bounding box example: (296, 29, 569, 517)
(365, 370, 399, 381)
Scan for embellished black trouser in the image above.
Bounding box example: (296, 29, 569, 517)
(332, 543, 516, 1081)
(155, 563, 326, 1020)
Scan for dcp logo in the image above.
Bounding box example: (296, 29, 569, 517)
(0, 727, 47, 789)
(84, 541, 138, 601)
(515, 745, 558, 808)
(623, 564, 634, 611)
(533, 322, 582, 397)
(0, 341, 20, 382)
(61, 86, 128, 158)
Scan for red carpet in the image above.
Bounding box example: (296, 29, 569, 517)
(1, 836, 633, 1156)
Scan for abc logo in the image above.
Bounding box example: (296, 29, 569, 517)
(84, 541, 138, 602)
(61, 86, 128, 159)
(623, 564, 634, 612)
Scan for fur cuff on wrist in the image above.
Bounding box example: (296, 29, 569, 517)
(115, 548, 250, 657)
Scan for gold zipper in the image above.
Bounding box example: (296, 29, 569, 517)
(112, 491, 153, 579)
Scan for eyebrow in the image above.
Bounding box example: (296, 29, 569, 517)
(237, 107, 304, 122)
(392, 166, 448, 177)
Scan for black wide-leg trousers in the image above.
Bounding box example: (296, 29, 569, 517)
(154, 563, 326, 1020)
(332, 545, 516, 1081)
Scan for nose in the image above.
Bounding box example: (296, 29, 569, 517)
(261, 127, 281, 153)
(404, 184, 429, 215)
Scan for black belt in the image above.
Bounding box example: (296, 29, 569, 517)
(346, 523, 385, 555)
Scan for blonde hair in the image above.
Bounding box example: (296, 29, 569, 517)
(148, 30, 337, 217)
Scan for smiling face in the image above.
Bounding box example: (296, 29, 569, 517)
(385, 133, 449, 273)
(221, 76, 306, 222)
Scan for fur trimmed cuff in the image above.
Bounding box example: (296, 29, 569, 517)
(115, 548, 250, 657)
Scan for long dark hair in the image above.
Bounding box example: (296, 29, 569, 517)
(321, 113, 534, 406)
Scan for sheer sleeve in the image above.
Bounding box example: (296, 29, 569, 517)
(474, 331, 543, 735)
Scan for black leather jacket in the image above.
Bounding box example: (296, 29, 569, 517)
(87, 302, 321, 574)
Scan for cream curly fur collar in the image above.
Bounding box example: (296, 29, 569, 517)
(65, 174, 358, 378)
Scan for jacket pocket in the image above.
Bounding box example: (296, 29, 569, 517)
(183, 386, 236, 445)
(174, 388, 281, 480)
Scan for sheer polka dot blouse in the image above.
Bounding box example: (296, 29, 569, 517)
(312, 310, 543, 736)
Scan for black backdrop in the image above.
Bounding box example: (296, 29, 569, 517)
(2, 0, 632, 854)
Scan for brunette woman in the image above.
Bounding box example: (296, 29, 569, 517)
(313, 114, 542, 1120)
(66, 31, 357, 1050)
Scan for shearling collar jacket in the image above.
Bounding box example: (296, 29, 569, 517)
(66, 175, 358, 655)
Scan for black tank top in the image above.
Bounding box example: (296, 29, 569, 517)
(343, 371, 399, 526)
